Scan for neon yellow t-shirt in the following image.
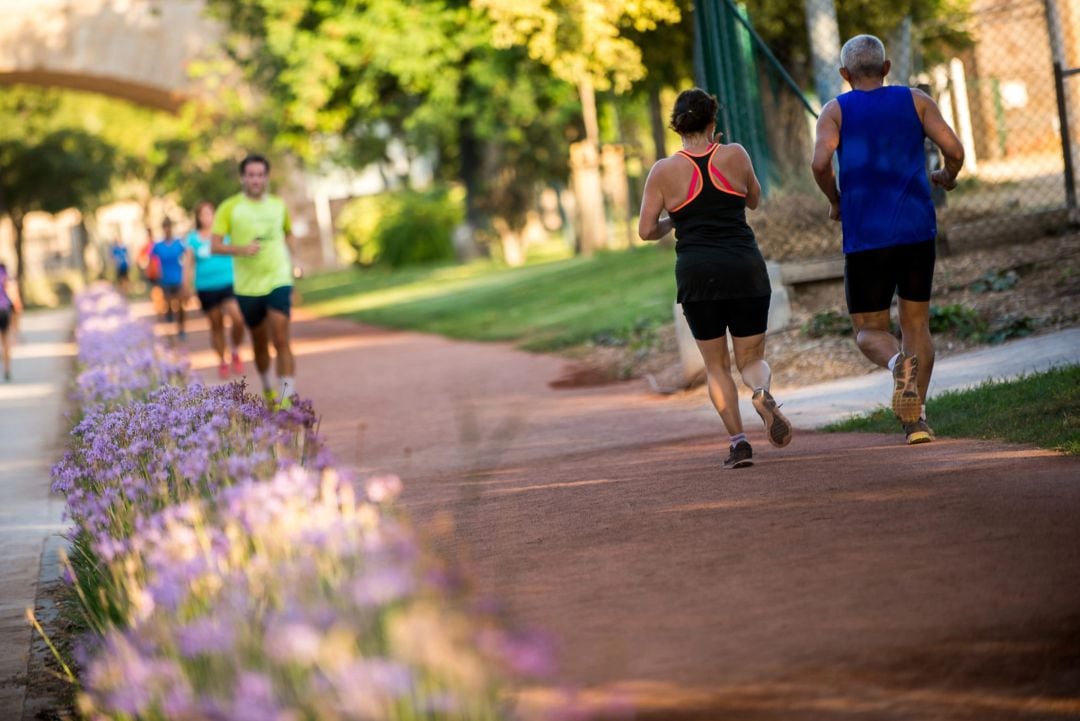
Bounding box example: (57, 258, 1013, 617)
(211, 193, 293, 296)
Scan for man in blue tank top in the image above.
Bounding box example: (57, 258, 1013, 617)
(812, 34, 964, 445)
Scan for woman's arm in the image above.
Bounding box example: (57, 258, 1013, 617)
(8, 281, 22, 314)
(638, 161, 673, 241)
(182, 248, 196, 297)
(734, 144, 762, 210)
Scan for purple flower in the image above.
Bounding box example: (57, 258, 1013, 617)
(67, 286, 561, 720)
(350, 565, 416, 607)
(226, 672, 291, 721)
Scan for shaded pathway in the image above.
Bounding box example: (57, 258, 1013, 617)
(185, 311, 1080, 720)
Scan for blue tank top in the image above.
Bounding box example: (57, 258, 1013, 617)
(837, 86, 936, 254)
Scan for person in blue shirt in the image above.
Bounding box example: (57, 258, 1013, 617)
(183, 201, 246, 379)
(109, 240, 130, 294)
(812, 34, 964, 445)
(151, 217, 189, 340)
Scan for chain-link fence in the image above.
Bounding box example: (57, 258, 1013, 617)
(694, 0, 840, 261)
(922, 0, 1077, 250)
(693, 0, 1079, 261)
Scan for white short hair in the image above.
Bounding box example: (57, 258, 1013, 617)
(841, 35, 887, 78)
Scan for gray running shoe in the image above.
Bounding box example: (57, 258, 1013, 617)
(752, 389, 793, 448)
(723, 440, 754, 469)
(891, 352, 921, 423)
(902, 419, 934, 445)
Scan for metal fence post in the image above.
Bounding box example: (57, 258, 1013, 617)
(1053, 61, 1078, 214)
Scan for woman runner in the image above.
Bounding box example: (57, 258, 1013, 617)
(184, 201, 246, 379)
(638, 88, 792, 469)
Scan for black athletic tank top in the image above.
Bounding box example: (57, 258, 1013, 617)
(669, 144, 771, 302)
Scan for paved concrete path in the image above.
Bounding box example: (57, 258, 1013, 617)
(0, 309, 73, 718)
(738, 326, 1080, 430)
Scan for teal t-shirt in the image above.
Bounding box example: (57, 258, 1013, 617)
(185, 231, 234, 291)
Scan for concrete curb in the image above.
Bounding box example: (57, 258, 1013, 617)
(737, 326, 1080, 430)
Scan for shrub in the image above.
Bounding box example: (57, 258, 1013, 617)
(929, 304, 1035, 344)
(929, 303, 986, 339)
(970, 269, 1019, 294)
(802, 309, 851, 338)
(984, 315, 1037, 345)
(337, 189, 462, 268)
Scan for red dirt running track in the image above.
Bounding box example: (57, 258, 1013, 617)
(188, 310, 1080, 720)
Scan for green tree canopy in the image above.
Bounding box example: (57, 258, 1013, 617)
(203, 0, 586, 247)
(745, 0, 971, 81)
(0, 129, 116, 282)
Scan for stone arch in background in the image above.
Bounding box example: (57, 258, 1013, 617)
(0, 0, 218, 111)
(0, 0, 366, 272)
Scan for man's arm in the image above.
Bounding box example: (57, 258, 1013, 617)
(281, 208, 302, 276)
(913, 88, 964, 190)
(285, 233, 304, 278)
(210, 198, 256, 256)
(211, 233, 257, 256)
(811, 100, 842, 220)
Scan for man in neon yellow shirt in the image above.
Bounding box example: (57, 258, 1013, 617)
(211, 154, 300, 402)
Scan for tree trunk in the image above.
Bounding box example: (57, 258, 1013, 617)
(803, 0, 843, 105)
(579, 77, 601, 149)
(75, 219, 90, 283)
(601, 144, 634, 248)
(574, 77, 608, 254)
(648, 84, 667, 163)
(456, 115, 483, 261)
(12, 212, 25, 300)
(569, 141, 607, 258)
(492, 217, 526, 267)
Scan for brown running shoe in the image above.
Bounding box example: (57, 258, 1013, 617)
(891, 352, 922, 423)
(903, 419, 934, 445)
(723, 440, 754, 469)
(752, 389, 793, 448)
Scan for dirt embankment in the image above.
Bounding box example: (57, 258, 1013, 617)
(566, 234, 1078, 392)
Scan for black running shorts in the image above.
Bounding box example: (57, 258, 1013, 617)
(845, 239, 936, 314)
(236, 286, 292, 329)
(0, 309, 9, 333)
(681, 295, 771, 341)
(160, 283, 183, 299)
(197, 285, 235, 313)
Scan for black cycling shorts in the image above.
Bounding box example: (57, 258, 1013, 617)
(236, 286, 292, 329)
(845, 239, 936, 314)
(197, 285, 235, 312)
(681, 295, 771, 341)
(0, 309, 9, 333)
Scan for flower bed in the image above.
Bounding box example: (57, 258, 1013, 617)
(53, 286, 552, 720)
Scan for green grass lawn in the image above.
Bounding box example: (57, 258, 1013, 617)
(297, 244, 677, 351)
(825, 365, 1080, 454)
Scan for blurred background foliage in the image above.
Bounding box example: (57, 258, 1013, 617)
(1, 0, 971, 278)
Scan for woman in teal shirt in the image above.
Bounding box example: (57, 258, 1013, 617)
(184, 201, 246, 379)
